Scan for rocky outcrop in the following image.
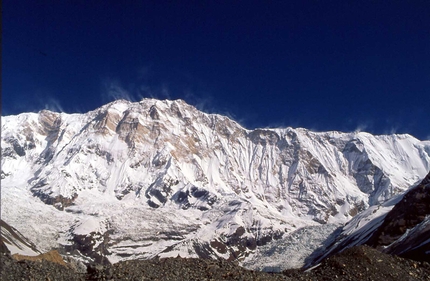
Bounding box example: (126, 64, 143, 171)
(31, 187, 78, 211)
(365, 172, 430, 262)
(367, 172, 430, 247)
(12, 250, 67, 266)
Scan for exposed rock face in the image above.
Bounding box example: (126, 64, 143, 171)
(0, 220, 40, 256)
(30, 189, 78, 211)
(305, 172, 430, 267)
(38, 110, 62, 134)
(366, 172, 430, 249)
(0, 240, 10, 255)
(1, 98, 430, 268)
(64, 229, 113, 266)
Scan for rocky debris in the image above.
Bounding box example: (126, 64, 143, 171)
(0, 253, 86, 281)
(63, 255, 88, 274)
(87, 256, 290, 281)
(2, 245, 430, 280)
(284, 245, 430, 281)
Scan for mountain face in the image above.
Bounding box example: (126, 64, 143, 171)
(2, 98, 430, 269)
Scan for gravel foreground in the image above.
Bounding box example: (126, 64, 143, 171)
(1, 246, 429, 280)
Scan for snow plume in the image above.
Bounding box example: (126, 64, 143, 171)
(99, 71, 244, 128)
(384, 126, 400, 136)
(353, 123, 370, 134)
(43, 98, 64, 113)
(184, 89, 214, 112)
(99, 73, 222, 118)
(1, 95, 64, 116)
(32, 92, 66, 113)
(101, 74, 175, 104)
(101, 78, 134, 103)
(141, 82, 171, 100)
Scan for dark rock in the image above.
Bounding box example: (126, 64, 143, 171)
(2, 246, 430, 280)
(284, 245, 430, 281)
(0, 240, 10, 254)
(366, 172, 430, 250)
(248, 129, 280, 145)
(30, 188, 78, 211)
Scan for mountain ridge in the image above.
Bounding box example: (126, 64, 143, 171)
(2, 98, 429, 269)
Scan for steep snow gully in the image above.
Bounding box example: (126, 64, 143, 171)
(2, 98, 429, 270)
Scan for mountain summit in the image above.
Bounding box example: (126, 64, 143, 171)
(2, 98, 429, 269)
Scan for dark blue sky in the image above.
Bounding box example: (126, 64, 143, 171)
(3, 1, 430, 139)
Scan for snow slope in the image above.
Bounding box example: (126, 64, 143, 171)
(1, 98, 429, 268)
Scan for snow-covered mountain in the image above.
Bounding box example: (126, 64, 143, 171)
(2, 98, 429, 269)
